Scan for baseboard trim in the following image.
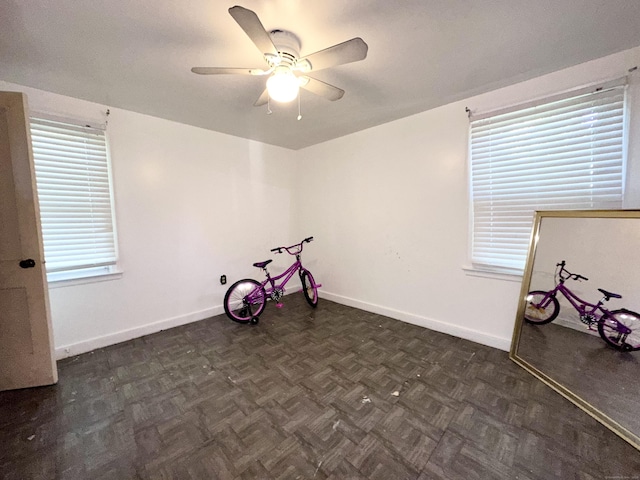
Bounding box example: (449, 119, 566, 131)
(321, 291, 512, 352)
(55, 290, 512, 359)
(55, 305, 224, 360)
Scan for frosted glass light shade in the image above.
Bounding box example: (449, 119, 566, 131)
(266, 71, 299, 103)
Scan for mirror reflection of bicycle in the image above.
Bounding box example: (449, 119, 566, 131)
(524, 261, 640, 351)
(223, 237, 319, 325)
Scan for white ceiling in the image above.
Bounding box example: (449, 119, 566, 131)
(2, 0, 640, 150)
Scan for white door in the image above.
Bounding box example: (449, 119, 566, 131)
(0, 91, 57, 391)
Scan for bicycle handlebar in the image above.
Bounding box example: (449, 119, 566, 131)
(270, 237, 314, 255)
(556, 260, 588, 282)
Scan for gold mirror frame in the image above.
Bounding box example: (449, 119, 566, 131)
(510, 209, 640, 451)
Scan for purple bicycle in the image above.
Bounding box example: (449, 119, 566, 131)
(223, 237, 319, 325)
(524, 261, 640, 351)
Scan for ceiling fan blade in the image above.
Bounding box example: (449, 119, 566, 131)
(299, 77, 345, 101)
(228, 6, 278, 57)
(191, 67, 269, 75)
(298, 38, 368, 72)
(254, 89, 269, 107)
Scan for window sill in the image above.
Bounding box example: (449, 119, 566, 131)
(47, 266, 122, 289)
(462, 265, 523, 283)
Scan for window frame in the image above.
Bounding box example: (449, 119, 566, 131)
(30, 113, 121, 285)
(467, 78, 629, 276)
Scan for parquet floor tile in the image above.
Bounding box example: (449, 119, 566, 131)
(1, 295, 639, 479)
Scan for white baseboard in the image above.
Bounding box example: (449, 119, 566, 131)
(54, 287, 301, 359)
(55, 290, 512, 360)
(55, 305, 224, 360)
(555, 317, 600, 337)
(321, 291, 512, 352)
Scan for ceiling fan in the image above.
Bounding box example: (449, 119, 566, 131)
(191, 5, 368, 107)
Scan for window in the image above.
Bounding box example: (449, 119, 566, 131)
(30, 116, 119, 282)
(469, 81, 626, 273)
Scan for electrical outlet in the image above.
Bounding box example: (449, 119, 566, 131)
(220, 275, 227, 285)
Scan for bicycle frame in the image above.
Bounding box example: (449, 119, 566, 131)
(533, 264, 632, 335)
(260, 259, 304, 296)
(245, 240, 315, 303)
(541, 282, 607, 321)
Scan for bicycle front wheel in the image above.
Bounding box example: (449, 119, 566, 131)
(523, 291, 559, 324)
(598, 309, 640, 351)
(224, 279, 266, 323)
(300, 269, 318, 308)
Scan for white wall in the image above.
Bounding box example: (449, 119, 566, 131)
(0, 80, 298, 358)
(294, 45, 640, 351)
(3, 45, 639, 358)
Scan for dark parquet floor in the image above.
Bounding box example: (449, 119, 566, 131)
(518, 321, 640, 436)
(1, 295, 640, 479)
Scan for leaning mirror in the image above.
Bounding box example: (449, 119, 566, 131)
(510, 210, 640, 450)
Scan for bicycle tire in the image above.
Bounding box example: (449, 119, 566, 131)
(224, 279, 266, 323)
(598, 309, 640, 351)
(300, 269, 318, 308)
(523, 290, 560, 324)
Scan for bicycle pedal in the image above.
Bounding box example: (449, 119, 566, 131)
(276, 303, 284, 308)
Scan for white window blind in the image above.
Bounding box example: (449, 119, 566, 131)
(30, 117, 118, 276)
(469, 83, 626, 272)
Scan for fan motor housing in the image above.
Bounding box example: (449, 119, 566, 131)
(270, 30, 301, 58)
(268, 30, 311, 72)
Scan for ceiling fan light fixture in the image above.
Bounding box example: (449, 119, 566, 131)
(191, 6, 369, 108)
(266, 69, 299, 103)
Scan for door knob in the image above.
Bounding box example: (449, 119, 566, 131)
(19, 259, 36, 268)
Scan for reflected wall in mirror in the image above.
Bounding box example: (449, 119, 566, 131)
(510, 210, 640, 450)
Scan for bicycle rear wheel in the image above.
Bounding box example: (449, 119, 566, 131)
(300, 269, 318, 308)
(598, 309, 640, 351)
(224, 279, 266, 323)
(523, 291, 559, 324)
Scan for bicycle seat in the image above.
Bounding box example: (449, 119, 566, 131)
(253, 259, 272, 269)
(598, 288, 621, 300)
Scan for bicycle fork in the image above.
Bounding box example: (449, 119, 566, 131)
(530, 290, 556, 309)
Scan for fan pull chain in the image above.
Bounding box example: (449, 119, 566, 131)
(297, 94, 302, 121)
(267, 95, 272, 115)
